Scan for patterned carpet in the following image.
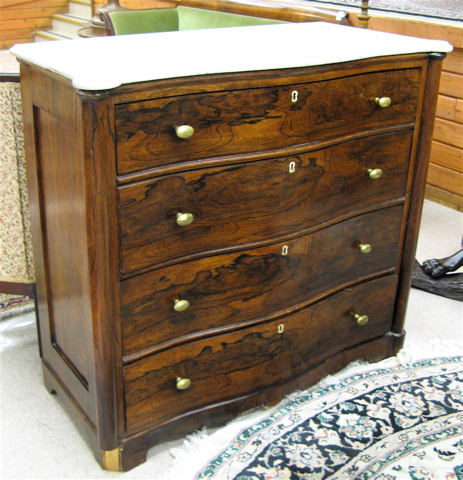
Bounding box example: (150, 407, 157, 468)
(188, 357, 463, 479)
(0, 293, 34, 319)
(311, 0, 463, 21)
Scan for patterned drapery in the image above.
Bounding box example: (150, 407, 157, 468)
(0, 82, 35, 284)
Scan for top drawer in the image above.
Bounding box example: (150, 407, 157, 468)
(115, 69, 420, 175)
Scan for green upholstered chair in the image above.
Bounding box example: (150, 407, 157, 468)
(104, 6, 286, 36)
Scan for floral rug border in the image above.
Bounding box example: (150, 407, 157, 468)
(194, 356, 463, 480)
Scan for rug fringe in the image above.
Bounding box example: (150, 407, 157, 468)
(400, 341, 463, 364)
(166, 408, 271, 479)
(0, 312, 37, 352)
(165, 348, 462, 480)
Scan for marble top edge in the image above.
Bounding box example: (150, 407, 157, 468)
(10, 22, 453, 91)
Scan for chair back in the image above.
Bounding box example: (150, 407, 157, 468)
(104, 6, 285, 36)
(105, 8, 179, 35)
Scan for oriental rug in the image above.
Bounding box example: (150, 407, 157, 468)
(170, 356, 463, 480)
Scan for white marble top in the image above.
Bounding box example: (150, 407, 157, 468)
(11, 22, 452, 91)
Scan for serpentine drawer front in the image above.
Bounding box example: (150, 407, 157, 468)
(15, 21, 448, 470)
(115, 69, 420, 175)
(119, 131, 411, 274)
(123, 275, 398, 434)
(121, 205, 403, 357)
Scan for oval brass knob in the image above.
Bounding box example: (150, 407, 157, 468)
(368, 168, 383, 180)
(175, 125, 195, 139)
(359, 243, 372, 254)
(176, 212, 194, 226)
(176, 377, 191, 390)
(353, 313, 369, 326)
(174, 299, 190, 312)
(375, 97, 392, 108)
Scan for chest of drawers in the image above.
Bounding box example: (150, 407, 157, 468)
(13, 23, 450, 471)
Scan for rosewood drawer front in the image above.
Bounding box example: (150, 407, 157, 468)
(115, 69, 420, 175)
(121, 205, 403, 357)
(123, 275, 398, 434)
(119, 131, 411, 274)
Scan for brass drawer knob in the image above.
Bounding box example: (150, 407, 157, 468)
(174, 299, 190, 312)
(176, 212, 194, 226)
(175, 125, 195, 139)
(367, 168, 383, 180)
(375, 97, 392, 108)
(176, 377, 191, 390)
(359, 243, 372, 254)
(353, 313, 369, 326)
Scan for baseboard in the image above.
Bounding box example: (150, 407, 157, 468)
(425, 184, 463, 212)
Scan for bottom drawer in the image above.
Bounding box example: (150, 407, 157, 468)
(123, 275, 398, 434)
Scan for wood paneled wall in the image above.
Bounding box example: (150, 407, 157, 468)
(93, 0, 173, 12)
(428, 48, 463, 211)
(0, 0, 70, 49)
(364, 15, 463, 211)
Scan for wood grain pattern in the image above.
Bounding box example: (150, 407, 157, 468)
(427, 47, 463, 210)
(425, 184, 463, 211)
(0, 0, 69, 49)
(79, 90, 124, 450)
(18, 49, 442, 471)
(439, 71, 463, 100)
(364, 9, 462, 210)
(443, 48, 463, 75)
(119, 333, 403, 471)
(35, 107, 92, 385)
(427, 163, 463, 196)
(115, 69, 420, 175)
(433, 117, 463, 149)
(392, 54, 445, 336)
(430, 141, 463, 172)
(20, 66, 97, 426)
(436, 95, 463, 124)
(123, 275, 398, 434)
(121, 205, 403, 357)
(119, 131, 412, 274)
